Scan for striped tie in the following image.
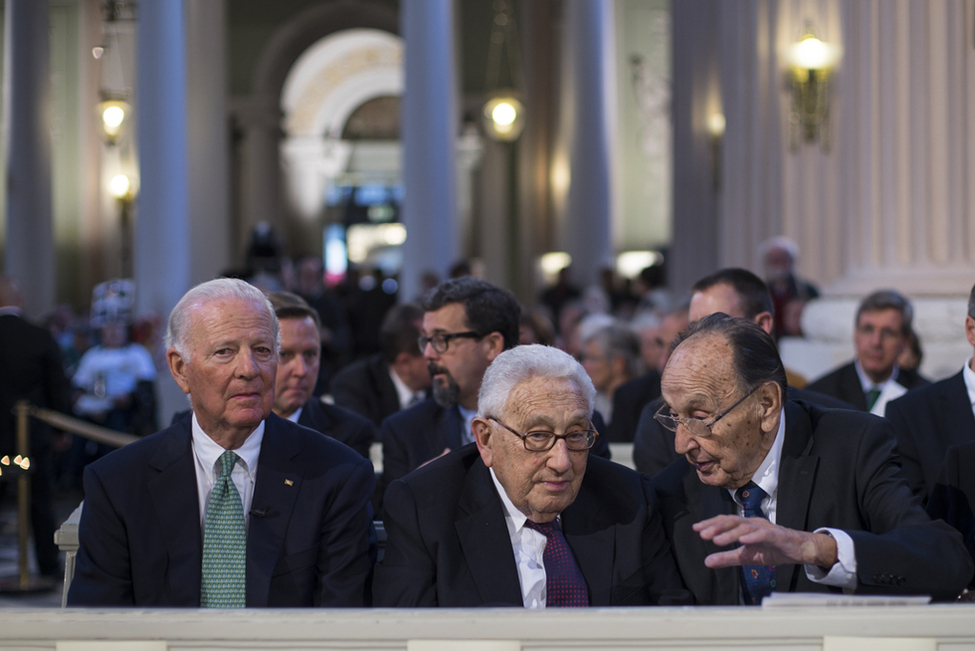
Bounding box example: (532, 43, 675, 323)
(200, 450, 246, 608)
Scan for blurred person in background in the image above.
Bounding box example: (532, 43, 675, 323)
(581, 322, 641, 431)
(295, 254, 353, 394)
(760, 236, 820, 339)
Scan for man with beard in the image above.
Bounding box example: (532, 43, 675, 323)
(379, 278, 521, 503)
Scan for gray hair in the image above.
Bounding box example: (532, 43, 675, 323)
(583, 323, 643, 378)
(856, 289, 913, 337)
(477, 344, 596, 419)
(165, 278, 279, 360)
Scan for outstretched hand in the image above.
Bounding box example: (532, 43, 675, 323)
(692, 515, 838, 570)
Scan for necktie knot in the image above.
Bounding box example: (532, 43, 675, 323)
(735, 481, 767, 517)
(524, 518, 560, 536)
(218, 450, 239, 478)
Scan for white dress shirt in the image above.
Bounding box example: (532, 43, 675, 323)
(962, 356, 975, 421)
(728, 408, 857, 591)
(489, 467, 549, 608)
(855, 360, 907, 416)
(192, 412, 264, 530)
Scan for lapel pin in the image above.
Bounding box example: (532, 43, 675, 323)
(285, 479, 294, 486)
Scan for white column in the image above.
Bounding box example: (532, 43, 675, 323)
(399, 0, 458, 301)
(186, 0, 231, 285)
(3, 0, 54, 318)
(135, 0, 190, 423)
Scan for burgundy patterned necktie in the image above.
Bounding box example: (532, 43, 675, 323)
(524, 518, 590, 607)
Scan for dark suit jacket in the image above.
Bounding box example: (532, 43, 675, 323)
(374, 443, 687, 607)
(926, 440, 975, 589)
(0, 313, 70, 453)
(885, 370, 975, 504)
(651, 401, 972, 604)
(380, 399, 613, 500)
(606, 371, 661, 443)
(67, 412, 377, 607)
(806, 361, 929, 411)
(331, 353, 403, 428)
(633, 388, 855, 477)
(297, 398, 375, 460)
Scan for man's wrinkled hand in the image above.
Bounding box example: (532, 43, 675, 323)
(692, 514, 838, 570)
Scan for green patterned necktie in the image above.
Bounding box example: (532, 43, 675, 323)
(200, 450, 246, 608)
(866, 388, 882, 411)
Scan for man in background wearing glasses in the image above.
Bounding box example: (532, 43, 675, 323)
(374, 344, 687, 607)
(650, 313, 970, 605)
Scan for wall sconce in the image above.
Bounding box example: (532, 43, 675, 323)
(97, 98, 131, 145)
(707, 113, 725, 190)
(786, 27, 841, 151)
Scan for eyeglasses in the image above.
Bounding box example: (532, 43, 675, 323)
(417, 331, 482, 354)
(653, 384, 760, 438)
(488, 416, 598, 452)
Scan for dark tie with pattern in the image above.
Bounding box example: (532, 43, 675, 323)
(524, 518, 590, 607)
(736, 481, 775, 605)
(201, 450, 246, 608)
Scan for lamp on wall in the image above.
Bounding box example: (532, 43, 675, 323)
(97, 97, 131, 145)
(786, 26, 841, 151)
(109, 173, 136, 278)
(482, 0, 524, 141)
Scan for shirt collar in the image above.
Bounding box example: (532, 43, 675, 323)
(490, 466, 544, 532)
(728, 407, 785, 505)
(388, 366, 419, 409)
(191, 411, 264, 480)
(0, 306, 21, 317)
(854, 359, 900, 392)
(963, 357, 975, 407)
(286, 406, 303, 423)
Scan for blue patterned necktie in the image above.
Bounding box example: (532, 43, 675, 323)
(736, 481, 776, 605)
(201, 450, 246, 608)
(524, 518, 590, 607)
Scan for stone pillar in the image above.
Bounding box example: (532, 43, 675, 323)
(562, 0, 616, 292)
(399, 0, 458, 301)
(135, 0, 191, 422)
(3, 0, 54, 318)
(234, 96, 283, 263)
(186, 0, 231, 285)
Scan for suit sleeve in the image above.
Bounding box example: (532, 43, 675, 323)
(844, 417, 974, 600)
(316, 455, 377, 607)
(372, 479, 439, 606)
(67, 465, 134, 606)
(926, 444, 975, 589)
(884, 397, 926, 500)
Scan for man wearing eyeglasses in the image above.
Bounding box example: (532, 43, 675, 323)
(650, 313, 971, 605)
(374, 344, 687, 607)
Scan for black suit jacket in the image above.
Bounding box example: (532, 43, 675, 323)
(607, 371, 661, 443)
(651, 401, 972, 604)
(67, 413, 377, 607)
(297, 398, 375, 460)
(0, 313, 70, 452)
(374, 444, 687, 607)
(331, 353, 403, 428)
(380, 399, 613, 499)
(633, 388, 855, 477)
(806, 361, 929, 411)
(885, 370, 975, 504)
(926, 440, 975, 589)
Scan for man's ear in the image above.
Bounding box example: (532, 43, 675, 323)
(965, 316, 975, 349)
(167, 348, 191, 395)
(482, 332, 505, 363)
(472, 417, 495, 467)
(754, 312, 775, 336)
(759, 381, 783, 434)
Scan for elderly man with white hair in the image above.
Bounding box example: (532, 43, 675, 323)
(68, 278, 376, 608)
(374, 344, 687, 608)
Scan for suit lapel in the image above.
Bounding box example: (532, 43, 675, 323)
(147, 422, 203, 606)
(454, 460, 523, 605)
(840, 365, 868, 410)
(246, 414, 303, 607)
(562, 485, 615, 606)
(439, 406, 465, 451)
(942, 372, 975, 446)
(775, 401, 818, 593)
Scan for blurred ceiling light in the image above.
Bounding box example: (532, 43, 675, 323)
(483, 94, 525, 141)
(616, 251, 663, 279)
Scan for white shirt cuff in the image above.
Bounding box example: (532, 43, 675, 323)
(804, 528, 857, 589)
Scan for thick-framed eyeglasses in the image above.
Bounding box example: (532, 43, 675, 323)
(417, 331, 482, 354)
(488, 416, 598, 452)
(653, 384, 761, 438)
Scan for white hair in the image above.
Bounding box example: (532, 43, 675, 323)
(165, 278, 279, 361)
(759, 236, 800, 263)
(477, 344, 596, 420)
